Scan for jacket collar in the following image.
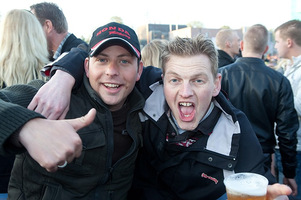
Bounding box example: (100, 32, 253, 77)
(292, 55, 301, 67)
(166, 105, 222, 144)
(218, 49, 234, 61)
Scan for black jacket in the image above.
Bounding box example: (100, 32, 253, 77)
(61, 34, 86, 54)
(217, 50, 234, 68)
(49, 34, 86, 61)
(0, 155, 14, 193)
(0, 78, 144, 199)
(219, 57, 298, 178)
(129, 67, 275, 199)
(0, 84, 14, 193)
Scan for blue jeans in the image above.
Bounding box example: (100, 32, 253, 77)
(0, 193, 7, 200)
(275, 150, 301, 200)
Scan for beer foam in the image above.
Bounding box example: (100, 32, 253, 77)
(224, 173, 268, 196)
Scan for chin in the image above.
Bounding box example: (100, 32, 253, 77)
(178, 123, 197, 131)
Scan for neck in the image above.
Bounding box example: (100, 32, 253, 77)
(51, 32, 68, 52)
(242, 51, 262, 59)
(289, 47, 301, 62)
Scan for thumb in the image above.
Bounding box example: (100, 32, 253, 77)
(65, 108, 96, 131)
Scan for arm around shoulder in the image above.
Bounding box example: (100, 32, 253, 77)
(28, 46, 88, 119)
(46, 45, 88, 88)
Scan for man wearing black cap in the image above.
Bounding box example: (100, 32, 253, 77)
(0, 22, 144, 199)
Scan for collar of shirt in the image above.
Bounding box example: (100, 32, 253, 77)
(292, 54, 301, 67)
(166, 103, 222, 145)
(53, 32, 71, 60)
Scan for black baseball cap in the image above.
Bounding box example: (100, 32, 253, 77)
(89, 22, 141, 59)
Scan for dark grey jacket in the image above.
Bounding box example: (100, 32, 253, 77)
(0, 77, 144, 200)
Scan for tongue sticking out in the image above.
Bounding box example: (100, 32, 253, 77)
(179, 105, 195, 121)
(180, 106, 194, 115)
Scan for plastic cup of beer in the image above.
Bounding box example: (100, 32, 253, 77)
(224, 172, 268, 200)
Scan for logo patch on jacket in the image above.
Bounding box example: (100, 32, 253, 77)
(201, 173, 218, 184)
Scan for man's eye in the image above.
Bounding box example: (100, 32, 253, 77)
(171, 79, 178, 83)
(97, 58, 106, 63)
(121, 60, 129, 64)
(195, 79, 203, 83)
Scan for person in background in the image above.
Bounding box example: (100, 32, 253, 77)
(274, 19, 301, 200)
(30, 2, 86, 61)
(0, 9, 48, 88)
(0, 22, 144, 199)
(219, 24, 298, 197)
(273, 58, 291, 74)
(215, 29, 241, 68)
(0, 9, 49, 199)
(141, 39, 168, 69)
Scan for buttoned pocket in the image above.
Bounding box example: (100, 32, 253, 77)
(59, 128, 107, 176)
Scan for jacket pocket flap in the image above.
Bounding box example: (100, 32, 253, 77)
(80, 129, 106, 150)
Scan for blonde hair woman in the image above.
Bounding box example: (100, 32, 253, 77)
(141, 39, 168, 69)
(0, 9, 49, 88)
(0, 9, 49, 199)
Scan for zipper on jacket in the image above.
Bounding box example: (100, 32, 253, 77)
(90, 96, 114, 184)
(112, 107, 141, 168)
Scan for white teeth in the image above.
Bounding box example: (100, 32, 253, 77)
(179, 102, 192, 106)
(104, 83, 119, 88)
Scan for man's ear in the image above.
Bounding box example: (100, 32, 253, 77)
(287, 38, 293, 48)
(213, 73, 222, 97)
(263, 46, 269, 54)
(240, 40, 244, 51)
(136, 61, 144, 81)
(44, 19, 53, 33)
(84, 58, 90, 78)
(226, 41, 231, 48)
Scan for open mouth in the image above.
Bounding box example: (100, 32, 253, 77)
(179, 102, 195, 121)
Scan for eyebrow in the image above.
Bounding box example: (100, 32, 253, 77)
(97, 52, 133, 58)
(166, 71, 208, 78)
